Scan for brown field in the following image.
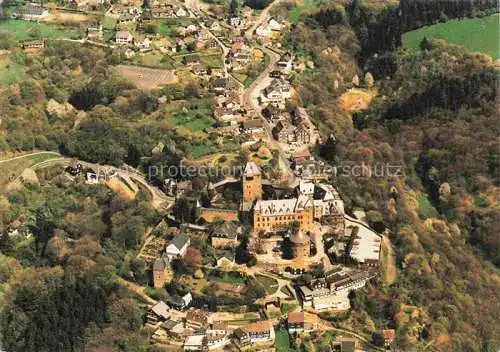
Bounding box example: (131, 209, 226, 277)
(338, 88, 377, 112)
(45, 11, 93, 23)
(116, 65, 178, 90)
(106, 177, 136, 200)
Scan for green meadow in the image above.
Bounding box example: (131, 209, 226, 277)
(402, 14, 500, 59)
(0, 20, 82, 41)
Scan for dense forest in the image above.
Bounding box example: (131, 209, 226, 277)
(279, 0, 499, 350)
(0, 167, 161, 351)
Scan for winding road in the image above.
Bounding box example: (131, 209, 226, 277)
(0, 152, 173, 210)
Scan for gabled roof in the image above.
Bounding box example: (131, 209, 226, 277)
(244, 162, 261, 176)
(243, 320, 272, 334)
(150, 301, 170, 318)
(242, 119, 264, 129)
(168, 234, 189, 251)
(382, 329, 396, 340)
(216, 249, 234, 261)
(116, 31, 132, 40)
(153, 257, 170, 270)
(211, 222, 238, 239)
(288, 311, 304, 324)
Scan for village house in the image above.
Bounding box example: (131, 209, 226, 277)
(242, 321, 275, 344)
(206, 39, 219, 49)
(260, 78, 291, 106)
(295, 122, 312, 144)
(21, 39, 45, 50)
(298, 279, 350, 311)
(232, 50, 251, 68)
(192, 64, 208, 77)
(184, 335, 205, 352)
(291, 149, 316, 174)
(210, 77, 229, 94)
(382, 329, 396, 347)
(242, 118, 265, 135)
(253, 48, 265, 61)
(229, 16, 243, 28)
(231, 37, 246, 52)
(166, 234, 190, 258)
(174, 6, 188, 17)
(147, 301, 170, 325)
(332, 337, 357, 352)
(287, 312, 319, 334)
(168, 292, 192, 310)
(210, 222, 239, 248)
(15, 4, 49, 20)
(277, 52, 293, 72)
(272, 120, 295, 143)
(87, 25, 103, 41)
(299, 269, 374, 311)
(118, 13, 136, 24)
(152, 257, 172, 288)
(135, 35, 152, 49)
(255, 24, 271, 38)
(268, 18, 282, 31)
(213, 106, 238, 122)
(215, 249, 235, 267)
(233, 328, 251, 349)
(186, 24, 198, 34)
(205, 19, 221, 32)
(205, 321, 230, 350)
(115, 31, 134, 45)
(186, 308, 211, 330)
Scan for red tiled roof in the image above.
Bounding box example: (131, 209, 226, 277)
(288, 312, 304, 324)
(382, 329, 396, 340)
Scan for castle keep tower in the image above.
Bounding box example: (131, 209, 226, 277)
(290, 229, 310, 259)
(243, 162, 262, 203)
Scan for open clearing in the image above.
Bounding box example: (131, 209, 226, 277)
(338, 88, 377, 112)
(45, 11, 93, 23)
(0, 152, 61, 193)
(116, 65, 178, 89)
(402, 13, 500, 59)
(381, 235, 397, 285)
(0, 20, 82, 41)
(0, 56, 28, 86)
(106, 178, 136, 200)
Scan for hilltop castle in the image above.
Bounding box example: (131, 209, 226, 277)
(242, 162, 345, 234)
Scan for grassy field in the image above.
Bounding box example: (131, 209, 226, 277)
(289, 0, 325, 23)
(254, 274, 279, 295)
(166, 98, 215, 134)
(417, 193, 438, 219)
(275, 328, 299, 352)
(402, 14, 500, 59)
(136, 52, 177, 69)
(102, 15, 117, 30)
(0, 20, 82, 41)
(206, 271, 247, 284)
(0, 56, 28, 86)
(0, 152, 61, 193)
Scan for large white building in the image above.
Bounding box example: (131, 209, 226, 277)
(298, 269, 374, 311)
(166, 234, 190, 259)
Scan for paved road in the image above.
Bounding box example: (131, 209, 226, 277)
(4, 153, 173, 210)
(0, 151, 61, 164)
